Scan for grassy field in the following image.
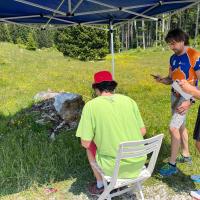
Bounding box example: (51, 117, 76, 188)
(0, 42, 200, 199)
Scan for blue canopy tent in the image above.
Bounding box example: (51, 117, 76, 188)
(0, 0, 199, 77)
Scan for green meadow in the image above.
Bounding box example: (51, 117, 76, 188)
(0, 42, 199, 199)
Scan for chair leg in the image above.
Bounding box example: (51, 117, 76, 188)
(136, 183, 144, 200)
(98, 193, 112, 200)
(98, 189, 112, 200)
(106, 195, 111, 200)
(139, 190, 144, 200)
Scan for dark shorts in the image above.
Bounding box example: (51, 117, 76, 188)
(193, 106, 200, 141)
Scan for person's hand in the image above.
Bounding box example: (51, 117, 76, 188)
(155, 75, 163, 83)
(176, 100, 191, 115)
(179, 79, 194, 94)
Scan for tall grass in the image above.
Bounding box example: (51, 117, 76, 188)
(0, 43, 199, 198)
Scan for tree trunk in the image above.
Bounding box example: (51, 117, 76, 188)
(179, 13, 182, 28)
(167, 15, 171, 32)
(134, 20, 139, 48)
(159, 20, 162, 46)
(162, 14, 165, 43)
(125, 24, 128, 50)
(148, 22, 152, 47)
(194, 3, 200, 47)
(127, 21, 130, 49)
(142, 20, 145, 49)
(130, 21, 133, 48)
(121, 24, 124, 51)
(155, 20, 158, 47)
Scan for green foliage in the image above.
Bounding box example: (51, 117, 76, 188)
(190, 36, 200, 47)
(55, 26, 109, 61)
(35, 29, 55, 49)
(16, 37, 24, 45)
(0, 24, 12, 42)
(26, 32, 37, 51)
(8, 25, 31, 44)
(3, 25, 55, 50)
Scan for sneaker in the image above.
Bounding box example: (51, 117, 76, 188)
(88, 182, 104, 196)
(191, 175, 200, 183)
(176, 154, 192, 164)
(159, 163, 178, 176)
(190, 190, 200, 199)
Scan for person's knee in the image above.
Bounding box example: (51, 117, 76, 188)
(179, 124, 186, 133)
(169, 126, 178, 134)
(195, 140, 200, 153)
(169, 127, 180, 139)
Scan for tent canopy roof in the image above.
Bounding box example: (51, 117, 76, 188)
(0, 0, 199, 27)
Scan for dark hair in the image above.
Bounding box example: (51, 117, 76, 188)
(92, 81, 117, 92)
(165, 28, 189, 45)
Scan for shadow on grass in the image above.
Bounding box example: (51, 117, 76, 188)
(153, 169, 196, 193)
(0, 106, 197, 199)
(0, 106, 93, 197)
(69, 136, 197, 199)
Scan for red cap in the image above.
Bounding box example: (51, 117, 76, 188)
(93, 70, 114, 85)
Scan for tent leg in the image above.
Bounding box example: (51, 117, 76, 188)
(110, 21, 115, 79)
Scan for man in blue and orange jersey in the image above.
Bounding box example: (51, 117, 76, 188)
(153, 28, 200, 176)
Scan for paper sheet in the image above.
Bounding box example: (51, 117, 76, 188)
(172, 81, 192, 100)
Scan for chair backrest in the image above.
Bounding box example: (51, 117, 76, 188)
(112, 134, 164, 181)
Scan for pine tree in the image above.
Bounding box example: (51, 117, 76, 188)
(0, 24, 12, 42)
(36, 29, 55, 48)
(54, 26, 110, 61)
(26, 32, 37, 50)
(16, 37, 24, 44)
(8, 24, 32, 44)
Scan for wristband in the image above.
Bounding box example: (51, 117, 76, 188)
(190, 97, 195, 105)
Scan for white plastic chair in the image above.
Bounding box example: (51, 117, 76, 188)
(91, 134, 164, 200)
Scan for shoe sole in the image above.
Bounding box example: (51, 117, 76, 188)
(89, 187, 128, 196)
(176, 160, 192, 164)
(89, 193, 101, 197)
(159, 170, 178, 176)
(176, 157, 192, 164)
(192, 180, 200, 183)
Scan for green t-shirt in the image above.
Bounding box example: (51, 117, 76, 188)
(76, 94, 146, 178)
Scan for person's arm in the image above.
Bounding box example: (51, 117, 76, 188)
(140, 127, 146, 136)
(181, 60, 200, 99)
(179, 79, 200, 100)
(176, 100, 191, 115)
(176, 70, 200, 114)
(176, 61, 200, 114)
(196, 69, 200, 82)
(81, 139, 92, 149)
(154, 67, 173, 85)
(76, 102, 95, 147)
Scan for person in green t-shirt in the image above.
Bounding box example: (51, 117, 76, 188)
(76, 70, 146, 195)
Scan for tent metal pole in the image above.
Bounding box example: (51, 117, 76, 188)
(81, 19, 108, 24)
(45, 16, 77, 24)
(110, 20, 115, 78)
(44, 0, 65, 28)
(14, 0, 66, 15)
(72, 0, 84, 13)
(68, 0, 72, 13)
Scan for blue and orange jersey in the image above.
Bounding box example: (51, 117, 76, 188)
(170, 47, 200, 86)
